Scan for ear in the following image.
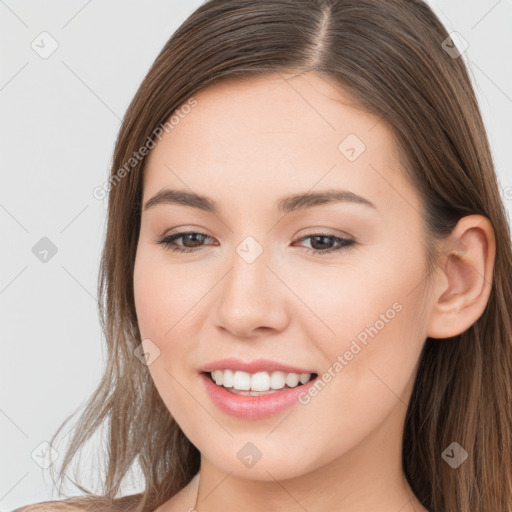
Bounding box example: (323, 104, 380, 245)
(426, 215, 496, 339)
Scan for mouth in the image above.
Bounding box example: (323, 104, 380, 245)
(199, 370, 320, 420)
(201, 370, 319, 396)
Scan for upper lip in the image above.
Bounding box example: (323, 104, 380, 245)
(199, 358, 318, 375)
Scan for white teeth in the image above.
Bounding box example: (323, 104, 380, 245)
(299, 373, 311, 384)
(270, 371, 287, 390)
(285, 373, 300, 387)
(209, 369, 314, 392)
(233, 371, 251, 390)
(251, 371, 271, 391)
(212, 370, 224, 386)
(223, 369, 234, 387)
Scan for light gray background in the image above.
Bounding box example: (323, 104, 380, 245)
(1, 1, 511, 509)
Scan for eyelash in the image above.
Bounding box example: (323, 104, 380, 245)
(155, 230, 356, 256)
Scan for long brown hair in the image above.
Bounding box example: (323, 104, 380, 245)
(37, 1, 512, 511)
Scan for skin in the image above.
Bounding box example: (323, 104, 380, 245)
(133, 71, 495, 512)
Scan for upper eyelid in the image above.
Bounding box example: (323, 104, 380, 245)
(162, 225, 353, 238)
(162, 230, 353, 242)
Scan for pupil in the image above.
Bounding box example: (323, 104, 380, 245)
(312, 236, 332, 250)
(184, 233, 204, 247)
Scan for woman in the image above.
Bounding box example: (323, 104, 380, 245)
(15, 0, 512, 511)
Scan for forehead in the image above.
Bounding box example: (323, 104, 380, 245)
(142, 72, 420, 219)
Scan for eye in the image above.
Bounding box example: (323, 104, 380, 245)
(155, 231, 215, 254)
(155, 231, 356, 255)
(291, 232, 356, 255)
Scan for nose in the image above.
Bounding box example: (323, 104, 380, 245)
(214, 245, 290, 338)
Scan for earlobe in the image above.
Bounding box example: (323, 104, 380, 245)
(426, 215, 496, 339)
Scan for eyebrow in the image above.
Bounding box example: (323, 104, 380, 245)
(143, 188, 377, 214)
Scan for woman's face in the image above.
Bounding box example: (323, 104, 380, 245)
(133, 72, 434, 481)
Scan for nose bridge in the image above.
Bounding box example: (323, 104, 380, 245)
(214, 234, 287, 335)
(224, 234, 272, 309)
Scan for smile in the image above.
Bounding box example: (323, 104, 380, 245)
(200, 371, 319, 420)
(209, 369, 316, 393)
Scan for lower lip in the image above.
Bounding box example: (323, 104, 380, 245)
(200, 372, 318, 420)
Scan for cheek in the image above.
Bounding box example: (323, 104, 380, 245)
(134, 248, 202, 421)
(133, 246, 213, 380)
(132, 248, 191, 369)
(133, 249, 165, 337)
(298, 239, 428, 387)
(133, 247, 197, 338)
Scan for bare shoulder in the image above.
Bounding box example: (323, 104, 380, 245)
(12, 500, 86, 512)
(12, 494, 144, 512)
